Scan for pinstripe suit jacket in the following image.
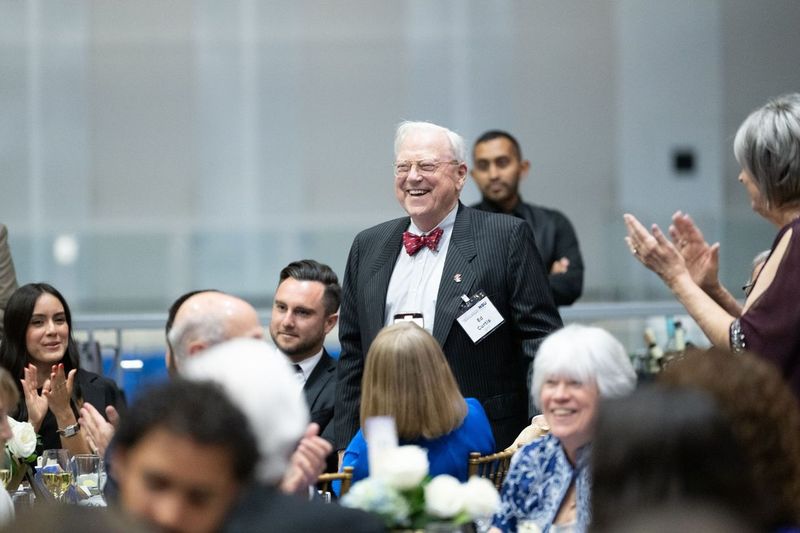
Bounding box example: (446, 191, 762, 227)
(334, 203, 563, 450)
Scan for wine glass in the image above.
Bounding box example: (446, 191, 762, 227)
(0, 451, 12, 489)
(41, 449, 72, 501)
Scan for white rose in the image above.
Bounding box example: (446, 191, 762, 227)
(424, 474, 465, 518)
(462, 476, 501, 518)
(371, 445, 429, 490)
(7, 417, 37, 459)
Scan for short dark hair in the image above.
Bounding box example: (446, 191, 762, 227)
(114, 379, 259, 483)
(278, 259, 341, 316)
(0, 283, 80, 390)
(473, 130, 523, 160)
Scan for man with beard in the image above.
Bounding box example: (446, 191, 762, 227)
(471, 130, 584, 306)
(270, 259, 339, 473)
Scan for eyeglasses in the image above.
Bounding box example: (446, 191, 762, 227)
(393, 159, 459, 177)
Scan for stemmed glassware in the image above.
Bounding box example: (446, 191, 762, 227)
(0, 451, 11, 489)
(41, 449, 72, 501)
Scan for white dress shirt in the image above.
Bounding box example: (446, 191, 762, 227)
(384, 204, 458, 335)
(291, 349, 323, 386)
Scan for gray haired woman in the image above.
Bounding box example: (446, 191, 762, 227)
(490, 324, 637, 533)
(624, 93, 800, 399)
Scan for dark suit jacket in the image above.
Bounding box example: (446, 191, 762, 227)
(303, 349, 337, 473)
(334, 203, 563, 450)
(223, 483, 386, 533)
(472, 198, 584, 306)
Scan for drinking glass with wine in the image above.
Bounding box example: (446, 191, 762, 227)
(41, 449, 72, 501)
(0, 451, 11, 489)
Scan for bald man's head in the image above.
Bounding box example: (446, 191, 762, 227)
(167, 292, 264, 373)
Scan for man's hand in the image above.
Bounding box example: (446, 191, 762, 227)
(279, 423, 332, 496)
(550, 257, 570, 275)
(78, 403, 119, 456)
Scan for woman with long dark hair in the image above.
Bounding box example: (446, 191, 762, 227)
(0, 283, 124, 455)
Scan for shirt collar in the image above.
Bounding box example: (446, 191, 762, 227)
(285, 349, 324, 383)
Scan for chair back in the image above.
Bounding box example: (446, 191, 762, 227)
(467, 447, 518, 490)
(317, 466, 355, 499)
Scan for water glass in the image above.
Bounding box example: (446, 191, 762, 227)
(72, 454, 102, 498)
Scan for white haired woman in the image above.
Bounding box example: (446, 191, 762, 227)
(624, 93, 800, 399)
(490, 325, 637, 533)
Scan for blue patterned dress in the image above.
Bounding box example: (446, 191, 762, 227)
(492, 434, 591, 533)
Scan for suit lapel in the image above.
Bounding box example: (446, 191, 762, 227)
(363, 218, 407, 341)
(433, 204, 477, 345)
(303, 350, 333, 408)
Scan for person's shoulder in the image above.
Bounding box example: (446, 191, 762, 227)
(525, 201, 571, 222)
(354, 215, 408, 240)
(76, 369, 120, 393)
(464, 397, 488, 416)
(461, 204, 524, 231)
(518, 432, 558, 459)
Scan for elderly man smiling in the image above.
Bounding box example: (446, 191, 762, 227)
(335, 121, 562, 453)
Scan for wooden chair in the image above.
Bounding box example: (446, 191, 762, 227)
(467, 447, 519, 490)
(317, 466, 355, 499)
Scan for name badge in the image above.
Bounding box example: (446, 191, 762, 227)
(393, 312, 424, 328)
(456, 290, 504, 344)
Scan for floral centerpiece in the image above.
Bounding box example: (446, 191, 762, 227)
(341, 445, 500, 531)
(5, 416, 39, 491)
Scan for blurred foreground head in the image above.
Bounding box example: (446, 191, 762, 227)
(659, 347, 800, 526)
(182, 337, 309, 485)
(590, 385, 768, 532)
(113, 379, 258, 533)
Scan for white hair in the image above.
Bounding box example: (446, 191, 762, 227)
(394, 120, 467, 163)
(532, 324, 637, 410)
(167, 308, 227, 368)
(182, 338, 309, 485)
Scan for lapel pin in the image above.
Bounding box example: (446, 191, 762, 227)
(453, 273, 462, 283)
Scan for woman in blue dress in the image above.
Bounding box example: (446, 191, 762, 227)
(340, 322, 495, 487)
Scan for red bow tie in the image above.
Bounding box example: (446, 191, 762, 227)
(403, 227, 444, 255)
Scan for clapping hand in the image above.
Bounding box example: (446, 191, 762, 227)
(78, 403, 119, 456)
(42, 363, 76, 416)
(280, 422, 332, 496)
(668, 210, 721, 292)
(624, 213, 688, 285)
(21, 363, 49, 431)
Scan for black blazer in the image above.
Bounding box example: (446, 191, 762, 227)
(303, 349, 337, 473)
(334, 203, 563, 450)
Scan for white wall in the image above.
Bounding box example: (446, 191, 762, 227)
(1, 0, 799, 310)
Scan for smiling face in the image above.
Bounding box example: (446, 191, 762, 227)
(394, 128, 467, 232)
(25, 293, 69, 367)
(540, 376, 600, 461)
(471, 137, 529, 212)
(269, 278, 337, 363)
